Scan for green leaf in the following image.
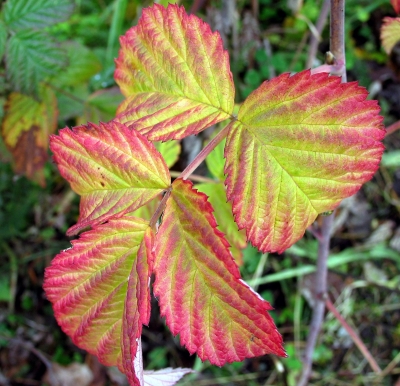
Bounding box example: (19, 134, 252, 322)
(0, 21, 7, 62)
(154, 141, 181, 169)
(6, 30, 67, 96)
(3, 0, 74, 31)
(56, 41, 102, 87)
(205, 137, 226, 181)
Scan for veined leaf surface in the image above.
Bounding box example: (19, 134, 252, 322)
(381, 17, 400, 54)
(225, 71, 384, 253)
(114, 4, 234, 141)
(6, 30, 67, 96)
(44, 217, 150, 371)
(50, 121, 170, 235)
(153, 179, 285, 365)
(3, 0, 74, 31)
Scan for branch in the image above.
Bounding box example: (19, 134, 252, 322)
(298, 3, 346, 384)
(386, 120, 400, 137)
(297, 213, 334, 386)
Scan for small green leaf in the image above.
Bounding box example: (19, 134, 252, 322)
(3, 0, 74, 31)
(154, 141, 181, 168)
(6, 30, 67, 96)
(205, 137, 226, 181)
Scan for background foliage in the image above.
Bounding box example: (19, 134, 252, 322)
(0, 0, 399, 385)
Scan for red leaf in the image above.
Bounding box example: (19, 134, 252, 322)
(50, 121, 170, 235)
(153, 179, 285, 366)
(44, 217, 150, 368)
(224, 71, 384, 253)
(121, 228, 154, 385)
(114, 4, 234, 141)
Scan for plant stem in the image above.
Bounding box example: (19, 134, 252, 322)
(386, 120, 400, 137)
(330, 0, 347, 82)
(325, 298, 382, 373)
(298, 3, 346, 384)
(297, 213, 334, 386)
(177, 123, 231, 181)
(169, 171, 218, 184)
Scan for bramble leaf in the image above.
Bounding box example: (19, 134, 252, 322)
(381, 17, 400, 54)
(205, 136, 226, 181)
(50, 121, 170, 235)
(114, 4, 234, 141)
(3, 0, 74, 31)
(153, 179, 285, 365)
(2, 86, 58, 185)
(196, 182, 247, 265)
(44, 217, 151, 375)
(225, 71, 384, 253)
(6, 30, 67, 96)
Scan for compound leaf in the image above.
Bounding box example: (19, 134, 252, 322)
(44, 217, 150, 370)
(6, 30, 66, 96)
(114, 4, 234, 141)
(50, 121, 170, 235)
(381, 17, 400, 54)
(225, 71, 384, 253)
(153, 179, 285, 365)
(3, 0, 74, 31)
(2, 86, 58, 185)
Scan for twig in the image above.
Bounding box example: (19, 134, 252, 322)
(177, 123, 231, 181)
(298, 2, 346, 384)
(297, 213, 334, 386)
(169, 171, 218, 184)
(385, 120, 400, 137)
(306, 0, 331, 69)
(325, 298, 382, 373)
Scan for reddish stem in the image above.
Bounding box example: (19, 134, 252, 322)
(386, 120, 400, 137)
(325, 298, 382, 374)
(177, 123, 231, 180)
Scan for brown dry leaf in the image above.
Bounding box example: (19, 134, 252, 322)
(2, 85, 58, 185)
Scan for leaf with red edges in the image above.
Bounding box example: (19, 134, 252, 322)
(153, 179, 285, 365)
(120, 227, 154, 385)
(114, 4, 234, 141)
(196, 182, 247, 266)
(44, 216, 151, 372)
(50, 121, 170, 235)
(381, 17, 400, 54)
(392, 0, 400, 14)
(224, 71, 384, 253)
